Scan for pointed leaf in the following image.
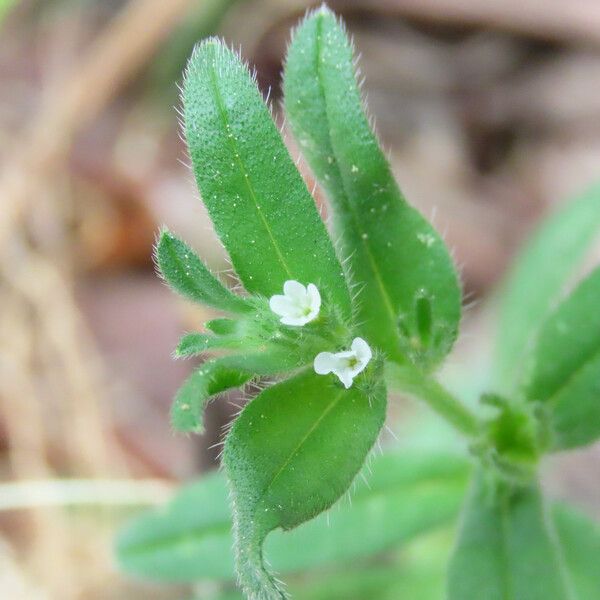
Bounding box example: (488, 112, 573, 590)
(183, 39, 351, 318)
(494, 182, 600, 391)
(224, 368, 386, 599)
(524, 266, 600, 449)
(283, 8, 460, 366)
(447, 471, 574, 600)
(156, 229, 251, 313)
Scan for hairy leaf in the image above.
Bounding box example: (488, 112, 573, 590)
(175, 332, 233, 357)
(283, 7, 460, 366)
(156, 229, 252, 313)
(183, 39, 351, 317)
(494, 182, 600, 391)
(175, 318, 267, 357)
(524, 266, 600, 449)
(171, 349, 301, 432)
(224, 368, 386, 599)
(447, 472, 574, 600)
(171, 361, 252, 433)
(115, 451, 467, 583)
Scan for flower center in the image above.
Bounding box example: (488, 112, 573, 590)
(346, 356, 359, 368)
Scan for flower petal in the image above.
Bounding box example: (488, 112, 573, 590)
(283, 280, 306, 301)
(314, 351, 337, 374)
(306, 283, 321, 312)
(269, 294, 296, 317)
(352, 337, 372, 363)
(281, 315, 308, 326)
(335, 369, 354, 389)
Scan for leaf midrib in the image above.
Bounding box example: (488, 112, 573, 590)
(207, 57, 294, 282)
(256, 386, 345, 511)
(535, 345, 600, 406)
(498, 490, 576, 600)
(313, 15, 401, 355)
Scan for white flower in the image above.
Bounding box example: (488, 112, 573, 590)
(269, 280, 321, 326)
(313, 337, 372, 389)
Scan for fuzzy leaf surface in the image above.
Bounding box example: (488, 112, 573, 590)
(116, 452, 466, 582)
(494, 183, 600, 391)
(183, 39, 351, 317)
(175, 332, 242, 357)
(283, 8, 460, 366)
(524, 266, 600, 449)
(224, 368, 386, 599)
(156, 229, 251, 313)
(171, 349, 301, 433)
(447, 471, 574, 600)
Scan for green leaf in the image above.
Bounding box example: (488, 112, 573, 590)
(206, 318, 239, 335)
(553, 504, 600, 599)
(183, 39, 351, 318)
(171, 360, 252, 433)
(115, 451, 467, 583)
(176, 332, 228, 357)
(283, 7, 461, 366)
(265, 451, 467, 573)
(224, 368, 386, 599)
(156, 229, 252, 313)
(447, 471, 574, 600)
(116, 471, 233, 581)
(286, 549, 448, 600)
(171, 348, 301, 432)
(494, 182, 600, 392)
(524, 266, 600, 449)
(175, 324, 259, 357)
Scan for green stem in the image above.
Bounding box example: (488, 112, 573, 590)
(385, 363, 480, 438)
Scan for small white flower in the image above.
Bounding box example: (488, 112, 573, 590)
(269, 280, 321, 326)
(313, 337, 372, 389)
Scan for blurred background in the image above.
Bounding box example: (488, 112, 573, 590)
(1, 0, 600, 598)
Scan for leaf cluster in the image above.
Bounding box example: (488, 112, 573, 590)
(120, 6, 600, 599)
